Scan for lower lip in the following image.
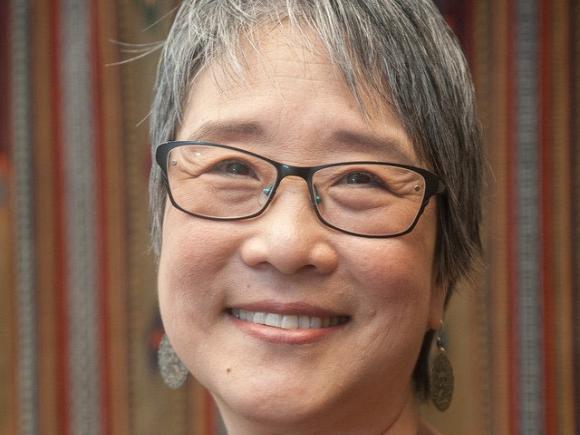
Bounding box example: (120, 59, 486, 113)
(228, 314, 347, 345)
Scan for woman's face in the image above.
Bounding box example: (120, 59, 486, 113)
(158, 28, 445, 433)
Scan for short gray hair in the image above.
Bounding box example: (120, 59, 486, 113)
(149, 0, 483, 397)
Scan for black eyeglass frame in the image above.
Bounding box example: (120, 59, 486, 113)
(156, 140, 447, 238)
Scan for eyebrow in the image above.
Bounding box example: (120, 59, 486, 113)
(182, 120, 414, 164)
(182, 120, 265, 142)
(330, 129, 415, 165)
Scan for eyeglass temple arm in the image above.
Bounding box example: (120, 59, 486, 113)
(435, 179, 446, 195)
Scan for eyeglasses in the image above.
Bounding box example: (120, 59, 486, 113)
(156, 141, 446, 238)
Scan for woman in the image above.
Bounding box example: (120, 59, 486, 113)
(150, 1, 483, 434)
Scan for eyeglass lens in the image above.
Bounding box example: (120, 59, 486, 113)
(166, 144, 426, 237)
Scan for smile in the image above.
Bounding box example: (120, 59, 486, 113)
(230, 308, 349, 329)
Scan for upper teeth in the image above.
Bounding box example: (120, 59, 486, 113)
(231, 308, 346, 329)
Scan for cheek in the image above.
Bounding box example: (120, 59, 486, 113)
(157, 211, 238, 332)
(344, 223, 437, 331)
(331, 238, 435, 395)
(350, 240, 434, 297)
(162, 211, 231, 271)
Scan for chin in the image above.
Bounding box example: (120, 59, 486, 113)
(211, 378, 340, 428)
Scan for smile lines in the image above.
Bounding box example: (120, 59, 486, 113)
(229, 308, 349, 329)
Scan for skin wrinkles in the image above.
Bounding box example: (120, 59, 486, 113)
(180, 119, 415, 166)
(182, 35, 414, 166)
(159, 25, 445, 435)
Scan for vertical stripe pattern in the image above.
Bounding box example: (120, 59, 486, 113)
(515, 0, 543, 433)
(10, 0, 38, 434)
(60, 1, 101, 434)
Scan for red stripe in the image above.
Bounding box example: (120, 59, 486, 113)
(0, 3, 16, 433)
(462, 0, 474, 64)
(50, 0, 69, 433)
(90, 2, 111, 434)
(505, 1, 519, 433)
(539, 0, 556, 433)
(204, 389, 216, 435)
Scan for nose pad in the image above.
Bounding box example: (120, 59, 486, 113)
(259, 183, 274, 207)
(262, 184, 273, 197)
(313, 185, 322, 205)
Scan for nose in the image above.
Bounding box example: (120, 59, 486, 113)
(239, 178, 338, 275)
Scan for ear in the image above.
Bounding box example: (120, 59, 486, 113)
(427, 279, 447, 331)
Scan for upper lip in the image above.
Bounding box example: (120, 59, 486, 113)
(228, 300, 348, 317)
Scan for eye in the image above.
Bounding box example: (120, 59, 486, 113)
(340, 171, 384, 187)
(212, 160, 256, 178)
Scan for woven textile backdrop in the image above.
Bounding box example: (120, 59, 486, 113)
(1, 1, 579, 434)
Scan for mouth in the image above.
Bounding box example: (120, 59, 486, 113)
(228, 308, 350, 329)
(225, 302, 351, 344)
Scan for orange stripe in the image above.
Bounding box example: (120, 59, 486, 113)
(486, 1, 512, 433)
(190, 381, 204, 434)
(204, 389, 216, 435)
(49, 1, 70, 433)
(569, 1, 580, 428)
(32, 0, 60, 432)
(505, 2, 519, 433)
(551, 0, 575, 430)
(90, 1, 112, 434)
(95, 1, 130, 433)
(461, 4, 488, 432)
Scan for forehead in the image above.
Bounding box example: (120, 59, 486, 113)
(200, 24, 395, 118)
(178, 24, 417, 165)
(202, 35, 346, 114)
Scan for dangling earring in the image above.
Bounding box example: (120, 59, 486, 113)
(429, 322, 454, 411)
(158, 334, 188, 389)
